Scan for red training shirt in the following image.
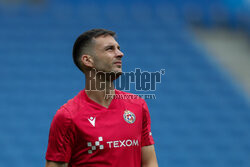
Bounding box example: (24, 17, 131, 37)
(46, 89, 154, 167)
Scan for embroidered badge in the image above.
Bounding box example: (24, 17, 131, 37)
(123, 110, 136, 124)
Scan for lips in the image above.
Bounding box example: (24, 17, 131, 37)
(114, 61, 122, 65)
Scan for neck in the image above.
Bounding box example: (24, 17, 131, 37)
(84, 70, 115, 108)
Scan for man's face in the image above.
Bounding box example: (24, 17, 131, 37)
(91, 35, 124, 74)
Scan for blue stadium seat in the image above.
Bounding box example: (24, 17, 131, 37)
(0, 1, 249, 167)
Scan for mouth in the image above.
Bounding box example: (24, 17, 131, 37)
(114, 61, 122, 65)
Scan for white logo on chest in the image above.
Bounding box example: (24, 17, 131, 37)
(88, 117, 96, 127)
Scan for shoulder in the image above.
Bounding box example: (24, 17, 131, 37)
(50, 106, 73, 133)
(57, 90, 87, 118)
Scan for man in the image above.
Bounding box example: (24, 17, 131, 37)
(45, 29, 158, 167)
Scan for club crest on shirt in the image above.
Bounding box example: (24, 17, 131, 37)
(123, 110, 136, 124)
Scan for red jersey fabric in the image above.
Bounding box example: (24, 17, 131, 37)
(46, 89, 154, 167)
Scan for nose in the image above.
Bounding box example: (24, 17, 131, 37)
(116, 49, 124, 59)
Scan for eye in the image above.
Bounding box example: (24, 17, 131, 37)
(106, 46, 114, 51)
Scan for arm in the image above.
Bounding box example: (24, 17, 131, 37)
(46, 160, 68, 167)
(141, 145, 158, 167)
(45, 107, 74, 166)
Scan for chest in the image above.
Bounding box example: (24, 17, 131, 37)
(73, 104, 143, 149)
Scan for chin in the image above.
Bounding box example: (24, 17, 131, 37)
(111, 66, 122, 73)
(115, 68, 122, 73)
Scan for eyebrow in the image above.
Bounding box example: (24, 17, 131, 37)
(104, 44, 120, 50)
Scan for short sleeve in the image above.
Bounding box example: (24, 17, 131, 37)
(46, 107, 75, 162)
(141, 100, 155, 147)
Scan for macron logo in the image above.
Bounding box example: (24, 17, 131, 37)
(88, 117, 96, 127)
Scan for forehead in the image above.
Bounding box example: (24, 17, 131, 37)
(93, 35, 119, 48)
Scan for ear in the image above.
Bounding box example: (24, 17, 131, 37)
(81, 55, 94, 68)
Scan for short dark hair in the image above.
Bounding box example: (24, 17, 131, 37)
(72, 28, 116, 72)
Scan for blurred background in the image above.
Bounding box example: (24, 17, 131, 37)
(0, 0, 250, 166)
